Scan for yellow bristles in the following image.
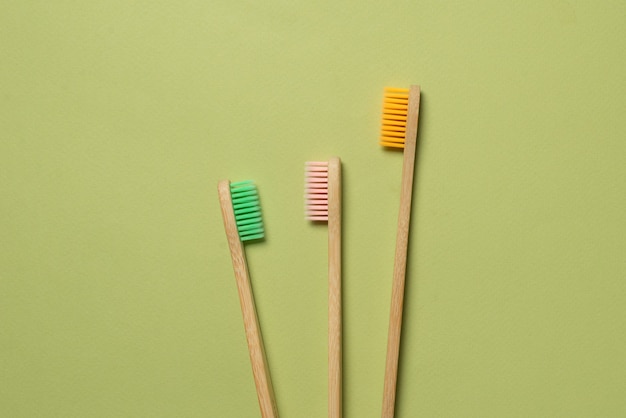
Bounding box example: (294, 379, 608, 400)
(380, 87, 409, 148)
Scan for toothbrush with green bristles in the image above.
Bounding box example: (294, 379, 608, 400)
(218, 180, 279, 418)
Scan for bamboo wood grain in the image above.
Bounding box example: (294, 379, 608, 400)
(381, 85, 421, 418)
(327, 157, 342, 418)
(218, 180, 279, 418)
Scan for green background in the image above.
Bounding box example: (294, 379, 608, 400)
(2, 1, 625, 417)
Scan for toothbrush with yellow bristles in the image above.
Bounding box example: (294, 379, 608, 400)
(305, 158, 342, 418)
(379, 85, 421, 418)
(218, 180, 279, 418)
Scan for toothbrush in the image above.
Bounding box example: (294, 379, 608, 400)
(380, 85, 421, 418)
(305, 158, 342, 418)
(218, 180, 279, 418)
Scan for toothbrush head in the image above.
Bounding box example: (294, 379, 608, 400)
(380, 87, 410, 149)
(230, 180, 264, 241)
(305, 161, 329, 221)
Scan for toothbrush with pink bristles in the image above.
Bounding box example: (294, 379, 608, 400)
(305, 158, 342, 418)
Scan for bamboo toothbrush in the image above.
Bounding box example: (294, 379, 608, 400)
(218, 180, 279, 418)
(380, 85, 421, 418)
(305, 158, 342, 418)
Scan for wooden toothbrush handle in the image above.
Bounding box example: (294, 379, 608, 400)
(218, 181, 279, 418)
(328, 158, 342, 418)
(382, 85, 421, 418)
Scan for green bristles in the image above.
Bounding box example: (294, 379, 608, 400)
(230, 180, 264, 241)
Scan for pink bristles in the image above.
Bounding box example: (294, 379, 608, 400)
(305, 161, 329, 221)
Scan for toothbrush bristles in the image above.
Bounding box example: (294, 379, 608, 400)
(305, 161, 329, 221)
(381, 87, 410, 148)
